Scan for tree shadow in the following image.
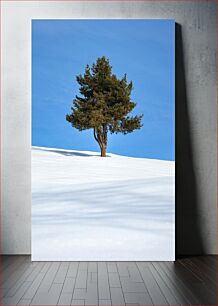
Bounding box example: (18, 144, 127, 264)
(175, 23, 205, 257)
(32, 147, 110, 157)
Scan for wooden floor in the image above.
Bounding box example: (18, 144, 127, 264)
(0, 256, 217, 305)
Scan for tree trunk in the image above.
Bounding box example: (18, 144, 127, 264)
(100, 145, 107, 157)
(93, 127, 107, 157)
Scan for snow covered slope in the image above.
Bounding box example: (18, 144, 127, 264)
(32, 146, 175, 260)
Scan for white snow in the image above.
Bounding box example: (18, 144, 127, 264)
(32, 146, 175, 261)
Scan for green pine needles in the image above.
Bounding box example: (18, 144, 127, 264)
(66, 56, 143, 157)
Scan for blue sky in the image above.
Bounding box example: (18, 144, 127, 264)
(32, 20, 175, 160)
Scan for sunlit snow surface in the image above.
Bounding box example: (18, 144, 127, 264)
(32, 146, 175, 261)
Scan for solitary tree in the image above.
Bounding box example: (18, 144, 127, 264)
(66, 56, 143, 157)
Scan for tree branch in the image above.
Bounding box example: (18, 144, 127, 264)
(102, 124, 108, 146)
(93, 128, 99, 143)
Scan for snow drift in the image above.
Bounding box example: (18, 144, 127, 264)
(32, 146, 175, 261)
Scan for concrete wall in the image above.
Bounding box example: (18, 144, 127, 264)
(1, 0, 217, 255)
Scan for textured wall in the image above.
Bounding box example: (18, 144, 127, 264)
(1, 0, 217, 255)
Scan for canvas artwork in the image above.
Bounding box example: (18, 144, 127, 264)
(32, 20, 175, 261)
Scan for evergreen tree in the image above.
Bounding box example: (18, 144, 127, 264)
(66, 56, 143, 157)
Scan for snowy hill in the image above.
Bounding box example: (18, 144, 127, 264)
(32, 146, 175, 260)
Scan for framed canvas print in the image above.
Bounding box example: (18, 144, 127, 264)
(32, 19, 175, 261)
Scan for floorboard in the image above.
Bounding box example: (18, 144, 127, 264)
(0, 256, 216, 305)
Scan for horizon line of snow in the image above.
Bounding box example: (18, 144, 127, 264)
(32, 146, 175, 163)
